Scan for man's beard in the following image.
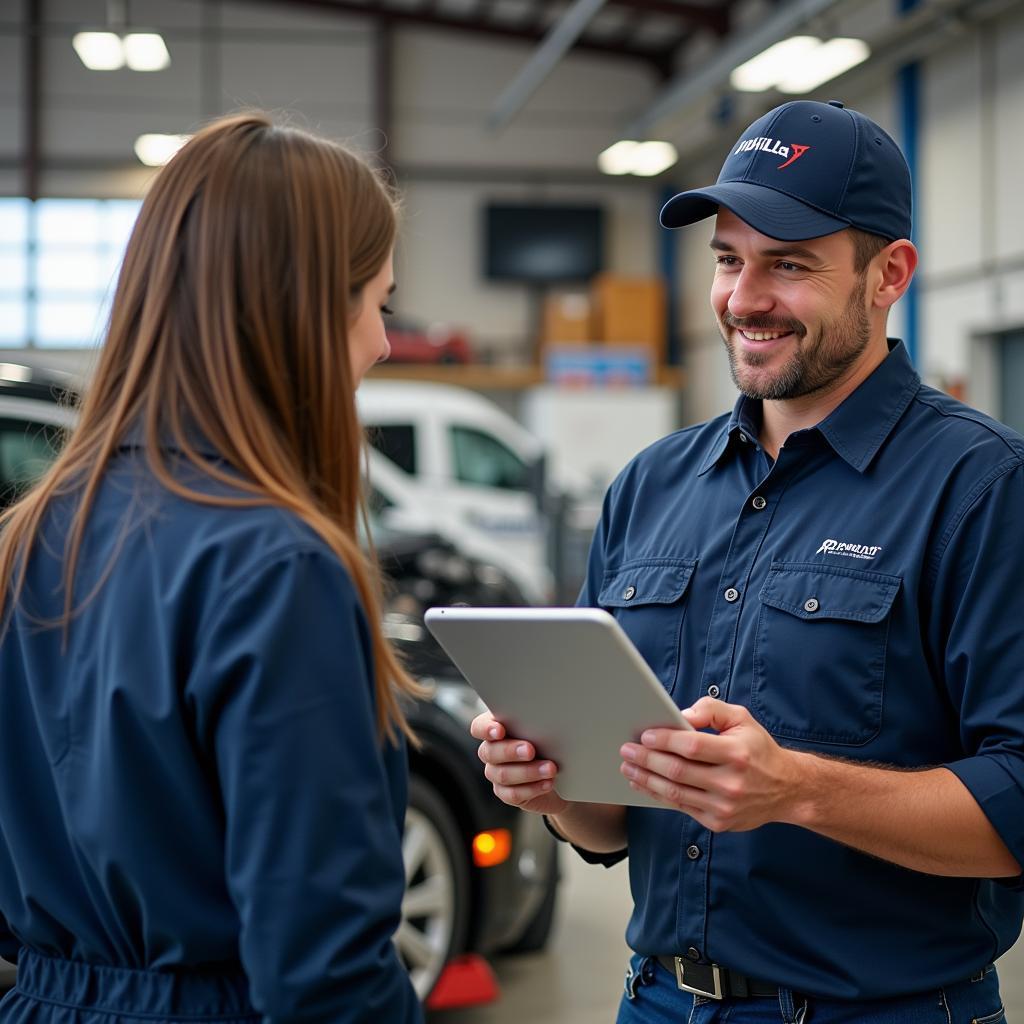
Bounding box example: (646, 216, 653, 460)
(720, 277, 871, 401)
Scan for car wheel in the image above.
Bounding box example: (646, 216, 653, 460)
(502, 851, 559, 954)
(399, 776, 470, 1000)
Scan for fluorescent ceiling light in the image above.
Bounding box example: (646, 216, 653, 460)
(123, 33, 171, 71)
(730, 35, 869, 94)
(72, 31, 124, 71)
(134, 134, 190, 167)
(776, 38, 870, 93)
(730, 36, 819, 92)
(598, 140, 640, 175)
(630, 141, 679, 177)
(598, 139, 678, 176)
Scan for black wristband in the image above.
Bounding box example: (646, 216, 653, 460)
(542, 814, 570, 843)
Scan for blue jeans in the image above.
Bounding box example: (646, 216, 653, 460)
(617, 954, 1005, 1024)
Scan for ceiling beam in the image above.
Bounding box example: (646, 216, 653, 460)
(228, 0, 668, 71)
(487, 0, 609, 133)
(622, 0, 847, 138)
(373, 16, 394, 172)
(646, 0, 1019, 163)
(607, 0, 730, 34)
(23, 0, 42, 201)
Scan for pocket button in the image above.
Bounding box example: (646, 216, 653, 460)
(623, 585, 636, 600)
(803, 597, 820, 613)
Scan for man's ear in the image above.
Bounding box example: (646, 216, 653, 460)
(871, 240, 918, 311)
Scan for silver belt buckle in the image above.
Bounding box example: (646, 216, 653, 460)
(674, 958, 724, 999)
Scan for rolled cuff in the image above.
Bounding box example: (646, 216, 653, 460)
(542, 815, 627, 868)
(944, 755, 1024, 889)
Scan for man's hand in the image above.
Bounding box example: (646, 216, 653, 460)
(619, 696, 803, 832)
(470, 711, 571, 816)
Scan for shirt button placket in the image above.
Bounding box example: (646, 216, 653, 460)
(684, 472, 778, 971)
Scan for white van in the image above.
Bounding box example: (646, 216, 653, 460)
(357, 381, 555, 603)
(364, 447, 551, 604)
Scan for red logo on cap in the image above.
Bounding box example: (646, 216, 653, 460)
(778, 144, 810, 170)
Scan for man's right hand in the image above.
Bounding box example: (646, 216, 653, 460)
(470, 711, 571, 816)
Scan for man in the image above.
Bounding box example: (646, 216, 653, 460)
(472, 99, 1024, 1022)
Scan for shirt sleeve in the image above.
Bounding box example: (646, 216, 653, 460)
(930, 460, 1024, 887)
(187, 547, 421, 1024)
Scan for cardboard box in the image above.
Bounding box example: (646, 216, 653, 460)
(590, 274, 666, 362)
(541, 292, 592, 345)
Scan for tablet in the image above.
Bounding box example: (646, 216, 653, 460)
(424, 606, 691, 808)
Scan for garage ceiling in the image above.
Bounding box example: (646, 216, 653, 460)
(253, 0, 741, 78)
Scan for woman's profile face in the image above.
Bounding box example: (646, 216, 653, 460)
(349, 253, 395, 386)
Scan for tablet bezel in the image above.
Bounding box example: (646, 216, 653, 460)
(424, 606, 691, 808)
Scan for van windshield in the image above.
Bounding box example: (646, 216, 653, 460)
(450, 426, 529, 491)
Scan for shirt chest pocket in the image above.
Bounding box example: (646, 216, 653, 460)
(598, 558, 697, 698)
(752, 562, 901, 746)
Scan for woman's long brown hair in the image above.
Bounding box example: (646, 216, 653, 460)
(0, 112, 425, 744)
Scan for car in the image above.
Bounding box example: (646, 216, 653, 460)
(373, 519, 560, 1001)
(365, 444, 553, 606)
(0, 364, 560, 1005)
(385, 320, 473, 365)
(357, 380, 558, 603)
(0, 363, 78, 511)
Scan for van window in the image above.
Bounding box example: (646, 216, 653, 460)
(369, 424, 417, 476)
(0, 418, 62, 508)
(450, 426, 529, 491)
(366, 484, 394, 515)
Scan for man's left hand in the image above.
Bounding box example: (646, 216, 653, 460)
(620, 696, 803, 832)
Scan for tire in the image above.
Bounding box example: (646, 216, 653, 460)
(503, 849, 559, 954)
(399, 776, 471, 1000)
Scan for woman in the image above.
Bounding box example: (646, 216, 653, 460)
(0, 113, 424, 1023)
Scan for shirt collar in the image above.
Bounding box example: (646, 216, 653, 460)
(816, 339, 920, 473)
(117, 420, 223, 460)
(697, 397, 761, 475)
(698, 339, 920, 476)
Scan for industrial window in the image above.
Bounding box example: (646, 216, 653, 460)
(0, 197, 141, 348)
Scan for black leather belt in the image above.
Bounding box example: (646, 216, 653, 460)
(655, 956, 780, 999)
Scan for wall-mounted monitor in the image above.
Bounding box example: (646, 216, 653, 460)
(484, 203, 604, 284)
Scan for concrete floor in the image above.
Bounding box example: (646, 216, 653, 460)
(431, 852, 1024, 1023)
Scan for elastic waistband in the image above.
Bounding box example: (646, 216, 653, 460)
(15, 949, 258, 1021)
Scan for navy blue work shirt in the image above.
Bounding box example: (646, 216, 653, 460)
(0, 438, 421, 1023)
(577, 341, 1024, 999)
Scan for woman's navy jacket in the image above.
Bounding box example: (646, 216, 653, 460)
(0, 438, 421, 1023)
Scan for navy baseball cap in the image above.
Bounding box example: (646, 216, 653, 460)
(660, 99, 912, 242)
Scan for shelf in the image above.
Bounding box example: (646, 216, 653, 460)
(367, 363, 687, 391)
(367, 363, 543, 389)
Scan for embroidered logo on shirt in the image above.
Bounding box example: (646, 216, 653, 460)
(815, 538, 882, 560)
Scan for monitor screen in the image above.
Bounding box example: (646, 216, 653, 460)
(484, 204, 604, 284)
